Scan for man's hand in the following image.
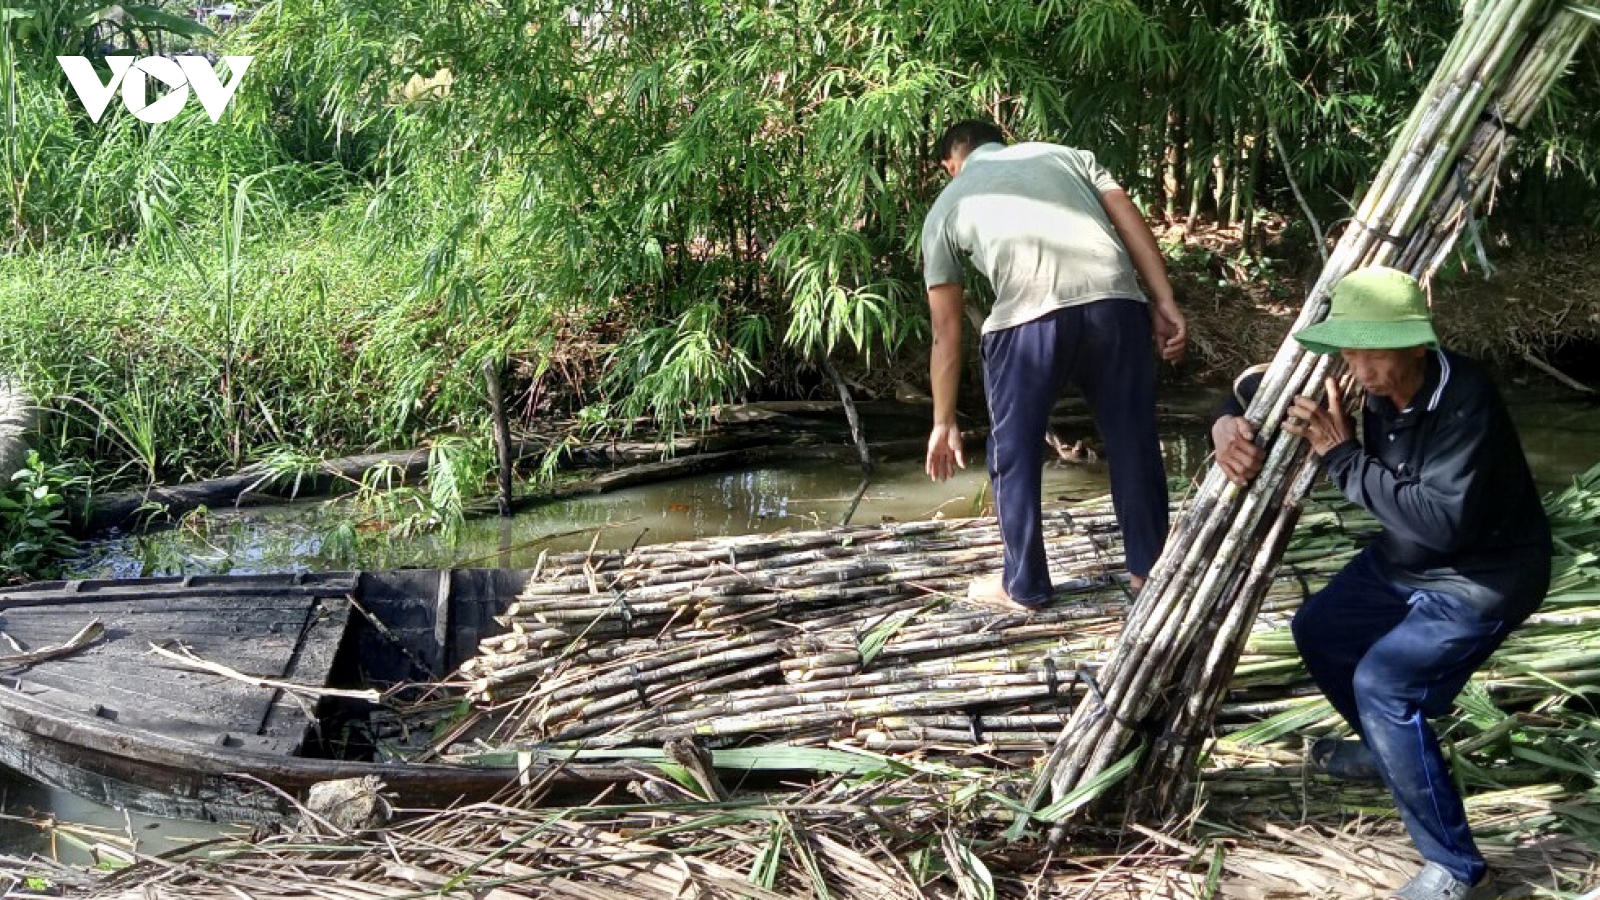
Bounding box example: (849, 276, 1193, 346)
(1152, 299, 1187, 362)
(1100, 189, 1185, 363)
(1283, 376, 1354, 456)
(926, 422, 966, 482)
(1212, 415, 1263, 486)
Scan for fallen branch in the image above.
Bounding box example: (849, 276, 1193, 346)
(0, 620, 104, 668)
(148, 643, 381, 703)
(1523, 351, 1595, 394)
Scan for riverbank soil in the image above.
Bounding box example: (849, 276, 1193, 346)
(1164, 221, 1600, 384)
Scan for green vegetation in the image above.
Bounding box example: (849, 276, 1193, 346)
(0, 0, 1596, 529)
(0, 450, 82, 579)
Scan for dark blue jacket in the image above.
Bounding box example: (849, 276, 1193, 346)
(1224, 350, 1551, 615)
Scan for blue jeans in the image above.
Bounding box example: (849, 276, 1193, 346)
(1292, 548, 1533, 884)
(979, 299, 1167, 604)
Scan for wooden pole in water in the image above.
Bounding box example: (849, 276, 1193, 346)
(483, 358, 516, 517)
(822, 355, 874, 475)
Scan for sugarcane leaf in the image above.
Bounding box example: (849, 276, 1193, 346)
(786, 814, 832, 900)
(1223, 698, 1336, 747)
(857, 604, 930, 668)
(1202, 843, 1226, 900)
(982, 789, 1041, 821)
(439, 807, 574, 894)
(1453, 681, 1507, 729)
(1520, 669, 1585, 698)
(471, 744, 901, 776)
(1552, 800, 1600, 828)
(1563, 4, 1600, 25)
(749, 821, 784, 890)
(635, 809, 782, 840)
(952, 780, 985, 807)
(907, 844, 948, 881)
(942, 832, 995, 900)
(654, 762, 699, 792)
(1557, 821, 1600, 854)
(1509, 745, 1598, 779)
(1036, 741, 1146, 822)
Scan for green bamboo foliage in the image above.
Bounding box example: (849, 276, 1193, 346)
(3, 0, 1598, 488)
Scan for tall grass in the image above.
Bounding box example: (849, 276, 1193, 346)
(0, 201, 400, 485)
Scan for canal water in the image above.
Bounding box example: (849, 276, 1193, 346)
(63, 384, 1600, 577)
(4, 382, 1597, 859)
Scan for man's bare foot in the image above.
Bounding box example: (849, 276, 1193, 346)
(965, 575, 1039, 611)
(1128, 574, 1146, 593)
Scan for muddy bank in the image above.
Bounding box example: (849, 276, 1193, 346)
(1168, 225, 1600, 384)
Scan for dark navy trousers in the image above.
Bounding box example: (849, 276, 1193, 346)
(979, 298, 1168, 604)
(1292, 549, 1535, 885)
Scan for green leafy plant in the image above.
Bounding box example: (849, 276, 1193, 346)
(0, 450, 85, 580)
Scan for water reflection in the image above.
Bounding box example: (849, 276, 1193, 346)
(64, 386, 1596, 580)
(66, 453, 1138, 577)
(0, 769, 246, 861)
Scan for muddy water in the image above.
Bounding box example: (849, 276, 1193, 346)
(4, 384, 1596, 855)
(65, 388, 1597, 578)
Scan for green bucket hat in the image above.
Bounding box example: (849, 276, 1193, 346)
(1293, 266, 1439, 355)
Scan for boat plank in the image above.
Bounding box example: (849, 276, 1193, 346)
(0, 581, 357, 611)
(0, 595, 323, 617)
(16, 664, 294, 738)
(5, 627, 308, 678)
(0, 591, 333, 753)
(262, 597, 350, 740)
(3, 681, 299, 755)
(0, 619, 315, 649)
(22, 650, 299, 696)
(0, 568, 650, 825)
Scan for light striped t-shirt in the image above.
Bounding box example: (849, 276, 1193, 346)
(922, 142, 1145, 334)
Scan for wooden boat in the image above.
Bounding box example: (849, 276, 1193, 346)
(0, 569, 637, 824)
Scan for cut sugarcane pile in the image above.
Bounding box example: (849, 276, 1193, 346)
(454, 470, 1600, 757)
(462, 500, 1147, 749)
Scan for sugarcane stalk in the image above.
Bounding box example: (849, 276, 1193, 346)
(1029, 0, 1590, 828)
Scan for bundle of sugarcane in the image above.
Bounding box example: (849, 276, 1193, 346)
(91, 655, 1600, 900)
(460, 501, 1124, 691)
(451, 468, 1596, 759)
(466, 512, 1141, 747)
(454, 498, 1375, 753)
(1030, 0, 1595, 826)
(476, 502, 1123, 650)
(1218, 466, 1600, 747)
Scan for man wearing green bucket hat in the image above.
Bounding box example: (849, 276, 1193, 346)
(1213, 265, 1551, 900)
